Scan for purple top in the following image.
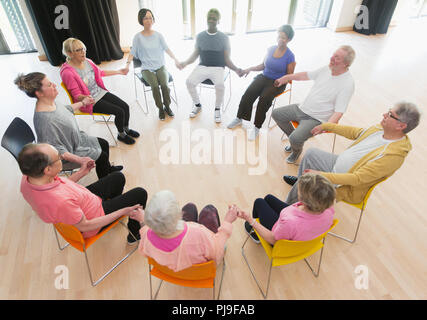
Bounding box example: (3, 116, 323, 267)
(263, 45, 295, 80)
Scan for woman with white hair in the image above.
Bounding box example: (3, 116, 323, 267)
(60, 37, 140, 145)
(136, 190, 238, 272)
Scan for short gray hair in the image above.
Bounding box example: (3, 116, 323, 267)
(298, 173, 336, 213)
(339, 45, 356, 67)
(144, 190, 182, 237)
(395, 101, 421, 133)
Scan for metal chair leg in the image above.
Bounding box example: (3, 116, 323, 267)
(216, 258, 226, 300)
(303, 238, 325, 277)
(329, 208, 364, 243)
(101, 115, 118, 147)
(134, 74, 149, 115)
(241, 234, 272, 299)
(171, 82, 179, 108)
(53, 226, 69, 250)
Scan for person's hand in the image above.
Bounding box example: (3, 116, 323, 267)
(235, 68, 244, 77)
(274, 77, 287, 87)
(78, 159, 95, 175)
(236, 208, 251, 222)
(242, 68, 251, 77)
(311, 125, 325, 136)
(118, 67, 129, 75)
(78, 156, 93, 166)
(175, 60, 183, 70)
(303, 169, 321, 175)
(128, 206, 144, 223)
(224, 204, 238, 223)
(81, 96, 95, 106)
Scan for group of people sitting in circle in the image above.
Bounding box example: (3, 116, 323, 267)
(14, 8, 421, 277)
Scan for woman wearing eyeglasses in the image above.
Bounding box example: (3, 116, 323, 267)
(60, 38, 140, 145)
(123, 8, 181, 120)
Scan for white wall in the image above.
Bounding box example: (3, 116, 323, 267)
(327, 0, 363, 31)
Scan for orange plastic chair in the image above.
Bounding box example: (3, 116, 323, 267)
(147, 256, 225, 300)
(242, 219, 338, 298)
(329, 178, 387, 243)
(53, 216, 138, 286)
(286, 120, 337, 154)
(60, 82, 117, 146)
(268, 81, 293, 128)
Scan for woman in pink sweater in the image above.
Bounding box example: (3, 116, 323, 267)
(237, 173, 335, 245)
(60, 38, 139, 145)
(137, 190, 238, 272)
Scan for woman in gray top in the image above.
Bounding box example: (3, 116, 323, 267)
(15, 72, 123, 179)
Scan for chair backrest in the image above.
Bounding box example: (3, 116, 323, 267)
(61, 82, 74, 104)
(344, 177, 388, 210)
(256, 219, 339, 267)
(1, 117, 35, 160)
(133, 58, 142, 69)
(147, 257, 216, 288)
(54, 223, 85, 251)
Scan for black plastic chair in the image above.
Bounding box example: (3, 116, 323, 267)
(133, 58, 178, 114)
(1, 117, 35, 160)
(1, 117, 79, 173)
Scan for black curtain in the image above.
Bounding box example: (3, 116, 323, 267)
(26, 0, 123, 66)
(353, 0, 398, 35)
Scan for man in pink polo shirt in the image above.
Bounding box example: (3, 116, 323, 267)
(18, 143, 146, 243)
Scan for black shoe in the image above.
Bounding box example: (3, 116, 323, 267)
(127, 233, 140, 245)
(125, 129, 140, 138)
(110, 165, 123, 173)
(164, 105, 174, 117)
(244, 221, 260, 244)
(117, 134, 135, 145)
(283, 175, 298, 186)
(159, 108, 165, 120)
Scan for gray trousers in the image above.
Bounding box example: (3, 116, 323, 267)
(285, 148, 339, 204)
(272, 104, 321, 153)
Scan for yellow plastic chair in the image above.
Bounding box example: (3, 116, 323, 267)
(242, 219, 338, 299)
(329, 178, 387, 243)
(147, 256, 225, 300)
(53, 217, 138, 286)
(268, 81, 293, 128)
(60, 82, 117, 146)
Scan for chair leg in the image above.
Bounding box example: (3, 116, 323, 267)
(328, 208, 364, 243)
(53, 227, 69, 251)
(268, 99, 277, 129)
(171, 82, 179, 108)
(101, 116, 118, 147)
(83, 222, 138, 286)
(215, 258, 226, 300)
(241, 234, 272, 299)
(222, 74, 232, 112)
(303, 238, 325, 277)
(134, 76, 149, 115)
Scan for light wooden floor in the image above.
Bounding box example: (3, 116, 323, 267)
(0, 18, 426, 300)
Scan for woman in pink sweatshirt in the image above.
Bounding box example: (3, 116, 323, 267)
(60, 38, 139, 145)
(137, 190, 238, 272)
(237, 173, 336, 245)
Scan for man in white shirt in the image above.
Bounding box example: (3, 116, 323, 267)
(272, 45, 356, 163)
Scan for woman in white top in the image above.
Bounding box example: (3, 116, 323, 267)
(124, 8, 181, 120)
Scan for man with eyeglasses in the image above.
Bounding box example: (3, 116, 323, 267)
(18, 143, 146, 245)
(283, 102, 421, 205)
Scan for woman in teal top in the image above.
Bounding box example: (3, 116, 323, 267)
(124, 8, 181, 120)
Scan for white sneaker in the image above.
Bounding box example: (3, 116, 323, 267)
(227, 117, 242, 129)
(190, 105, 201, 118)
(248, 127, 260, 141)
(215, 109, 221, 123)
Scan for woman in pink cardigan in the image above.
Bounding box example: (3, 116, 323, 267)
(60, 38, 139, 145)
(136, 190, 238, 272)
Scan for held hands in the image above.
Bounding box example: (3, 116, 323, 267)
(81, 96, 95, 106)
(175, 60, 184, 70)
(78, 158, 95, 175)
(127, 205, 144, 222)
(224, 204, 239, 223)
(274, 76, 287, 87)
(235, 68, 245, 78)
(118, 67, 129, 75)
(311, 125, 325, 136)
(236, 208, 251, 222)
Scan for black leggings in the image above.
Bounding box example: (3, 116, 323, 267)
(93, 92, 130, 133)
(85, 172, 147, 238)
(95, 137, 112, 179)
(252, 194, 289, 230)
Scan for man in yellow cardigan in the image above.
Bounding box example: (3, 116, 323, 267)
(284, 102, 421, 204)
